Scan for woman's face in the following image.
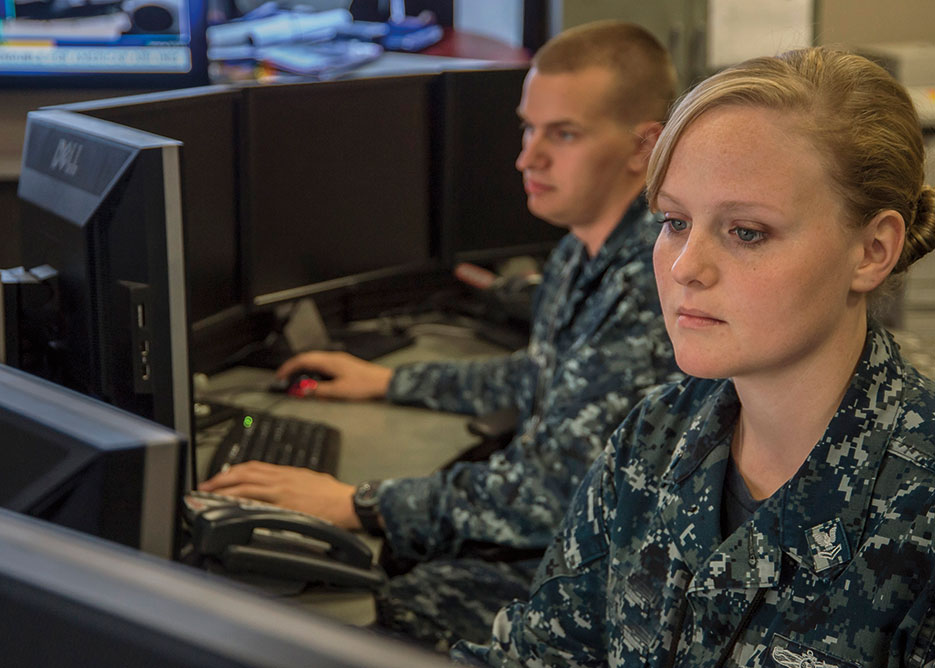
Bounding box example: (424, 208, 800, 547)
(652, 105, 868, 382)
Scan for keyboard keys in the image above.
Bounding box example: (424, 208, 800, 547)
(204, 405, 340, 479)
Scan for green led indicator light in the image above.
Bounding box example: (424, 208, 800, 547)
(243, 415, 254, 428)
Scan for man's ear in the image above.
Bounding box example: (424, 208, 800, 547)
(628, 121, 663, 173)
(851, 210, 906, 294)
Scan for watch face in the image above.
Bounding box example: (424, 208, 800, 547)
(355, 481, 381, 507)
(354, 480, 383, 535)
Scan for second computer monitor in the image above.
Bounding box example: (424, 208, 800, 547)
(0, 507, 452, 668)
(240, 75, 435, 311)
(434, 67, 564, 266)
(59, 87, 243, 329)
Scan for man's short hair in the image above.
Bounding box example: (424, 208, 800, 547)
(533, 20, 677, 125)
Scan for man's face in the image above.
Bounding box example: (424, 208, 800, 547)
(515, 66, 642, 232)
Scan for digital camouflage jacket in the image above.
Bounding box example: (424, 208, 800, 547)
(453, 324, 935, 667)
(378, 196, 679, 563)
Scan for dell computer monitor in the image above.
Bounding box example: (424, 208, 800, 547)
(0, 364, 184, 558)
(0, 0, 209, 88)
(16, 108, 192, 453)
(240, 75, 436, 316)
(0, 508, 453, 667)
(434, 67, 564, 266)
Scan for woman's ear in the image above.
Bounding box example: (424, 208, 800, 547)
(628, 121, 663, 173)
(851, 210, 906, 294)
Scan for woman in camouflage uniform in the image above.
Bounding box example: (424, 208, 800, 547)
(454, 47, 935, 668)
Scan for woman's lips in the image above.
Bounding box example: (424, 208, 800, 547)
(676, 308, 724, 328)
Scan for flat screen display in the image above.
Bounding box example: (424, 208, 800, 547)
(434, 67, 564, 265)
(241, 74, 435, 309)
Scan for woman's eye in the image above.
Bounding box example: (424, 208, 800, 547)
(661, 217, 688, 232)
(732, 227, 766, 243)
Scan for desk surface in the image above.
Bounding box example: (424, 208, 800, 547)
(198, 328, 508, 483)
(423, 27, 530, 63)
(196, 327, 509, 624)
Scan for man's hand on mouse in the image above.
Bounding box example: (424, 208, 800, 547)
(274, 351, 393, 401)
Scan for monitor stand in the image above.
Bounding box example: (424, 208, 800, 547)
(237, 331, 416, 369)
(238, 298, 415, 369)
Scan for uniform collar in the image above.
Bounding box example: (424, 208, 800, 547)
(662, 325, 906, 591)
(548, 194, 658, 332)
(589, 193, 657, 273)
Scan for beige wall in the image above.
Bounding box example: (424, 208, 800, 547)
(557, 0, 935, 55)
(818, 0, 935, 47)
(553, 0, 935, 87)
(556, 0, 707, 86)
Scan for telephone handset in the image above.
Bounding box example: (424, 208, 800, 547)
(184, 492, 386, 590)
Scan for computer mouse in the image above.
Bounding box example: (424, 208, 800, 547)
(267, 371, 331, 395)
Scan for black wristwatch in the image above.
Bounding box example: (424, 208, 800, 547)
(353, 480, 384, 536)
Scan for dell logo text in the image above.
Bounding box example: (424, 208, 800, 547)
(50, 138, 83, 177)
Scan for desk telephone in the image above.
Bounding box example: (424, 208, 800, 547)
(184, 491, 386, 590)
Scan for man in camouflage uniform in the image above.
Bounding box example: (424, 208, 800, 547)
(452, 325, 935, 667)
(201, 20, 680, 649)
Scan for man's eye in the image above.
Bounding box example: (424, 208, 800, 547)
(552, 129, 578, 142)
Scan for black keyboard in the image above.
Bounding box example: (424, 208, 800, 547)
(205, 407, 340, 478)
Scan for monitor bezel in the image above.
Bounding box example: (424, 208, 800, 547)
(51, 85, 248, 372)
(0, 507, 454, 667)
(0, 363, 185, 558)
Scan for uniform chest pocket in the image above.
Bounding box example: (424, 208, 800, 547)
(608, 541, 675, 657)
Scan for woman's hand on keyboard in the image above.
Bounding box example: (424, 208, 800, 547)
(275, 351, 393, 401)
(197, 461, 362, 530)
